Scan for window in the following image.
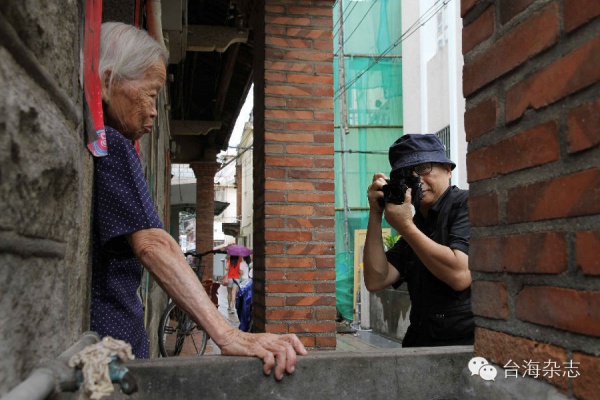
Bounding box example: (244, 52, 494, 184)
(436, 125, 451, 160)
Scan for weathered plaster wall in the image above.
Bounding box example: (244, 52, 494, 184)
(0, 0, 92, 395)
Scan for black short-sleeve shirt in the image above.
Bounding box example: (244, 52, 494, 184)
(385, 186, 473, 346)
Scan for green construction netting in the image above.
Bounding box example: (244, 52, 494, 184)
(334, 0, 403, 321)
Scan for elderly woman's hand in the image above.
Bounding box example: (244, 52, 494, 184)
(217, 329, 307, 380)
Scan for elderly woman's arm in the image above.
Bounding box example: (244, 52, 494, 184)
(126, 228, 306, 379)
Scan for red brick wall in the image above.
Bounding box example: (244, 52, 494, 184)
(191, 161, 220, 279)
(463, 1, 600, 398)
(252, 0, 336, 349)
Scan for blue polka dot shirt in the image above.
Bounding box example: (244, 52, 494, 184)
(90, 126, 163, 358)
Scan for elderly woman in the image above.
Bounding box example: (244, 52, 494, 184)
(92, 22, 305, 380)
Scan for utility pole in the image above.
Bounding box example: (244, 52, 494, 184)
(337, 1, 350, 254)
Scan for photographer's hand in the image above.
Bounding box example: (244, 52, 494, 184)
(384, 188, 415, 235)
(367, 173, 388, 214)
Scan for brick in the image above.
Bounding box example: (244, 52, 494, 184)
(265, 244, 285, 255)
(286, 270, 335, 281)
(575, 230, 600, 275)
(475, 328, 569, 390)
(316, 308, 337, 320)
(466, 120, 559, 181)
(265, 132, 314, 143)
(314, 231, 336, 242)
(288, 193, 335, 203)
(564, 0, 600, 33)
(265, 16, 311, 27)
(264, 192, 286, 202)
(313, 86, 334, 97)
(313, 111, 334, 121)
(316, 257, 336, 268)
(264, 71, 286, 83)
(264, 143, 284, 154)
(286, 98, 333, 109)
(566, 98, 600, 154)
(266, 283, 315, 293)
(499, 0, 535, 24)
(287, 122, 333, 132)
(286, 144, 333, 155)
(285, 296, 336, 307)
(470, 232, 567, 273)
(265, 324, 288, 334)
(507, 169, 600, 223)
(516, 286, 600, 337)
(315, 133, 334, 143)
(287, 73, 333, 85)
(265, 204, 314, 216)
(315, 335, 337, 348)
(265, 231, 312, 242)
(316, 282, 336, 293)
(463, 2, 559, 96)
(572, 352, 600, 400)
(265, 180, 315, 191)
(289, 322, 336, 333)
(299, 336, 315, 348)
(463, 6, 494, 54)
(464, 97, 497, 140)
(265, 25, 286, 36)
(265, 257, 314, 269)
(265, 120, 285, 130)
(287, 244, 335, 255)
(287, 218, 335, 229)
(265, 156, 313, 168)
(264, 218, 285, 229)
(265, 109, 314, 120)
(265, 296, 285, 307)
(266, 309, 313, 320)
(314, 158, 334, 168)
(265, 84, 311, 97)
(314, 182, 334, 191)
(288, 170, 334, 180)
(288, 6, 332, 17)
(265, 37, 313, 50)
(286, 28, 331, 40)
(506, 35, 600, 122)
(472, 281, 508, 320)
(264, 5, 285, 14)
(284, 50, 333, 62)
(265, 61, 313, 73)
(461, 0, 478, 17)
(468, 191, 499, 226)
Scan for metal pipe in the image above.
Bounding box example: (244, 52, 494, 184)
(2, 332, 100, 400)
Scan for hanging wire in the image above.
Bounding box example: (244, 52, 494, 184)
(334, 0, 451, 101)
(342, 0, 380, 46)
(332, 0, 360, 41)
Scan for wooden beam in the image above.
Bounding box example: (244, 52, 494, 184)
(171, 120, 222, 136)
(186, 25, 248, 53)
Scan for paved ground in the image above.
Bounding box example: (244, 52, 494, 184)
(203, 284, 403, 355)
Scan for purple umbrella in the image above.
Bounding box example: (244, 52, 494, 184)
(226, 244, 253, 257)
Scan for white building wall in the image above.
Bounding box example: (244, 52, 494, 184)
(238, 122, 254, 249)
(401, 0, 467, 189)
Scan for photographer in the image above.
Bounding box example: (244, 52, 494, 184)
(364, 134, 474, 347)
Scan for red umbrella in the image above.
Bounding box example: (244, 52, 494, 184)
(226, 244, 253, 257)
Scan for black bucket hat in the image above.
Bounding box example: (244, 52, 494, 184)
(389, 134, 456, 173)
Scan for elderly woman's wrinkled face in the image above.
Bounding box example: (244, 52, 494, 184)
(102, 60, 166, 141)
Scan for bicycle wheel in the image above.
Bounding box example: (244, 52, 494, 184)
(158, 302, 209, 357)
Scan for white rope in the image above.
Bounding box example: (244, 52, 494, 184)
(68, 337, 135, 400)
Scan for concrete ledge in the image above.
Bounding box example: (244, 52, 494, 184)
(94, 346, 474, 400)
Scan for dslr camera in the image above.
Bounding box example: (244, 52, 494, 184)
(378, 169, 423, 207)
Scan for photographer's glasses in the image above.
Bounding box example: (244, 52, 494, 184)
(413, 162, 433, 176)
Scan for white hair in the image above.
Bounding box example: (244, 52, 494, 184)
(99, 22, 167, 91)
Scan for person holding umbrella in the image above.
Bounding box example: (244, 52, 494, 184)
(224, 245, 252, 313)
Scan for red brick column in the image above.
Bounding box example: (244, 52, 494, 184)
(252, 0, 336, 349)
(463, 1, 600, 398)
(191, 161, 220, 279)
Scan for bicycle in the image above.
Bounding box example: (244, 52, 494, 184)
(158, 248, 225, 357)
